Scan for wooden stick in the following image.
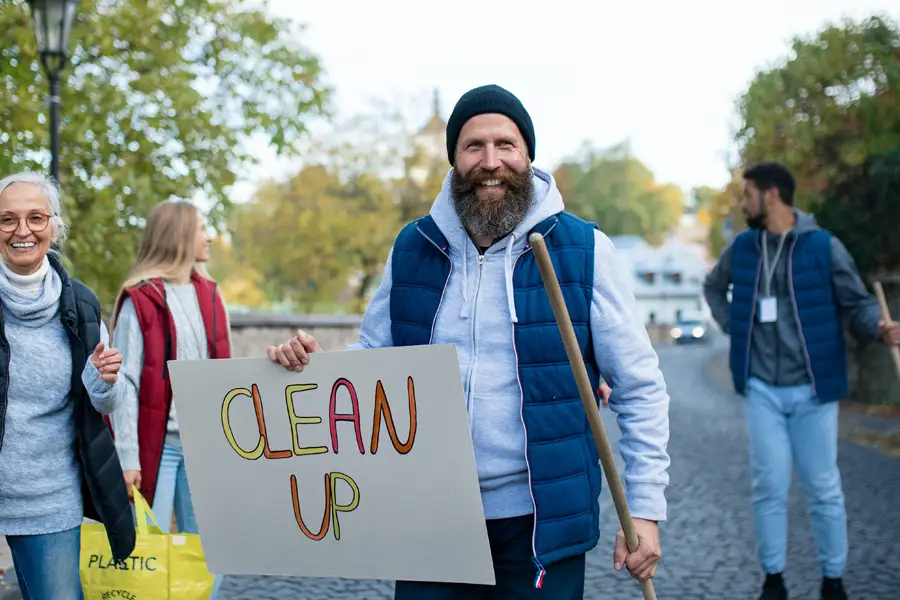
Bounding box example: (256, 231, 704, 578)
(873, 281, 900, 381)
(529, 233, 658, 600)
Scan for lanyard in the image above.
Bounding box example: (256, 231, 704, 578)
(761, 232, 787, 297)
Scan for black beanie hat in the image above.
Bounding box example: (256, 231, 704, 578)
(446, 84, 535, 165)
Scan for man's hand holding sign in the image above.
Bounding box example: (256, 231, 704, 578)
(267, 330, 322, 372)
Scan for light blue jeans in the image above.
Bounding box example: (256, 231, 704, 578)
(7, 526, 83, 600)
(745, 377, 847, 578)
(152, 441, 224, 599)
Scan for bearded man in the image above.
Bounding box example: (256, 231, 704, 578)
(268, 84, 672, 599)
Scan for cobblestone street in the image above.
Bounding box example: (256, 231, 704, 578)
(2, 335, 897, 599)
(215, 335, 900, 599)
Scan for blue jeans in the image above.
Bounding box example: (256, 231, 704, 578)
(7, 526, 83, 600)
(152, 441, 224, 599)
(745, 377, 847, 578)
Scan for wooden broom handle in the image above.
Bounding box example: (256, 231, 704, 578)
(529, 233, 658, 600)
(873, 281, 900, 382)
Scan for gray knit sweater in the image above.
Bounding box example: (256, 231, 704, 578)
(0, 257, 122, 535)
(110, 283, 208, 471)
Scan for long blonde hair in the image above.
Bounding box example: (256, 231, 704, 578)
(111, 200, 212, 332)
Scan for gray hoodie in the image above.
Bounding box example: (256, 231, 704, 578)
(703, 209, 882, 388)
(351, 167, 671, 522)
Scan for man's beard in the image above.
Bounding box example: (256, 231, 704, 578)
(451, 164, 534, 241)
(745, 197, 767, 229)
(744, 195, 769, 229)
(745, 211, 766, 229)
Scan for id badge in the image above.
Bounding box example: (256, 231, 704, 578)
(758, 297, 777, 323)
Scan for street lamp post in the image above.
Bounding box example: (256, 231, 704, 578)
(28, 0, 80, 184)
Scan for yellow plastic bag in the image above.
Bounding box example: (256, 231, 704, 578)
(80, 488, 214, 599)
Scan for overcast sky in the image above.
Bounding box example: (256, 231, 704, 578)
(231, 0, 900, 203)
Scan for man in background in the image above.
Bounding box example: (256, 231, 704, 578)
(704, 162, 900, 600)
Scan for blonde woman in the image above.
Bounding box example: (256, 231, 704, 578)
(110, 200, 230, 598)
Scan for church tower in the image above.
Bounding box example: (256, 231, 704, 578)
(409, 88, 448, 185)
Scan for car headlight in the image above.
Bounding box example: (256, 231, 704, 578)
(692, 327, 705, 338)
(670, 328, 682, 338)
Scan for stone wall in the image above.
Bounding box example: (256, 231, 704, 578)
(228, 275, 900, 405)
(228, 313, 363, 358)
(846, 276, 900, 405)
(229, 313, 674, 359)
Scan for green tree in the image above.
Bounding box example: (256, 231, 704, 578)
(231, 163, 399, 313)
(735, 14, 900, 275)
(230, 100, 443, 313)
(690, 186, 718, 214)
(817, 150, 900, 276)
(305, 95, 446, 223)
(0, 0, 329, 306)
(736, 14, 900, 209)
(396, 145, 446, 222)
(554, 142, 684, 245)
(694, 175, 746, 258)
(207, 237, 267, 309)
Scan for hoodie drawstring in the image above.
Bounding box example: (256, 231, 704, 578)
(505, 234, 518, 323)
(457, 229, 519, 323)
(459, 228, 470, 319)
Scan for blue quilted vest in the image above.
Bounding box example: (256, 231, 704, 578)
(729, 228, 848, 401)
(390, 212, 603, 574)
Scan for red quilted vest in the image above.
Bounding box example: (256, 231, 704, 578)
(112, 273, 231, 504)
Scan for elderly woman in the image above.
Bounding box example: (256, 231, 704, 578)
(0, 172, 135, 600)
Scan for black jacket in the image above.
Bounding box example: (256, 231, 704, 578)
(0, 254, 135, 561)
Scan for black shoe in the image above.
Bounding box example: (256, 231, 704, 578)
(759, 573, 788, 600)
(821, 578, 847, 600)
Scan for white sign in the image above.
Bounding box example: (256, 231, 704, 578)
(167, 344, 495, 585)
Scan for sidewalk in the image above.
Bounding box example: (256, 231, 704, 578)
(839, 402, 900, 458)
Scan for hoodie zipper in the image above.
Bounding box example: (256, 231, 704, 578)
(464, 253, 485, 422)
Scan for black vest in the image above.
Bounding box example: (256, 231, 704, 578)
(0, 255, 135, 561)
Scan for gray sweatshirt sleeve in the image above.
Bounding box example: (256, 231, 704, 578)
(108, 297, 144, 471)
(347, 247, 394, 350)
(703, 243, 734, 335)
(591, 231, 670, 521)
(830, 236, 882, 342)
(80, 322, 122, 414)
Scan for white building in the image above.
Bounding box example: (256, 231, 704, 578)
(610, 233, 710, 326)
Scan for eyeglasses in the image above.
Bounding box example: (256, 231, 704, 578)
(0, 213, 52, 233)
